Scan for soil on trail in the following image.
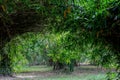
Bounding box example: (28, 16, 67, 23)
(0, 65, 110, 80)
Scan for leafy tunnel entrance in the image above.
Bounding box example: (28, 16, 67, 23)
(0, 0, 120, 79)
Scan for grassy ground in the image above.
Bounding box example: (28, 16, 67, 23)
(29, 74, 106, 80)
(18, 65, 52, 72)
(0, 65, 107, 80)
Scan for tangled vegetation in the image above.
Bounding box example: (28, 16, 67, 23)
(0, 0, 120, 79)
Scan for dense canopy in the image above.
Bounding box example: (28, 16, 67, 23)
(0, 0, 120, 79)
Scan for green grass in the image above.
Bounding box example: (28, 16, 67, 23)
(16, 65, 107, 80)
(24, 74, 106, 80)
(18, 65, 52, 73)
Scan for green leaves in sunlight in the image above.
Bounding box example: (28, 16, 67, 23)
(0, 0, 119, 79)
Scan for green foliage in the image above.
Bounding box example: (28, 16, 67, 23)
(4, 30, 115, 73)
(0, 0, 120, 79)
(4, 38, 28, 72)
(46, 32, 79, 64)
(106, 72, 118, 80)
